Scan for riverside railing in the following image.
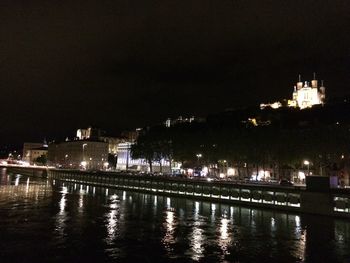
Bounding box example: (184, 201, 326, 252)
(49, 169, 303, 212)
(48, 169, 350, 218)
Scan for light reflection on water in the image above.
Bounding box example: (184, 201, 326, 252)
(0, 169, 350, 263)
(190, 201, 205, 261)
(105, 194, 120, 245)
(162, 206, 177, 255)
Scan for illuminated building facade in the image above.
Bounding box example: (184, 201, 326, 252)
(260, 73, 326, 110)
(164, 116, 205, 127)
(48, 140, 108, 170)
(116, 142, 171, 173)
(290, 74, 326, 109)
(23, 142, 48, 164)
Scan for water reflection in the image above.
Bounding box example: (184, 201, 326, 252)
(0, 172, 349, 263)
(55, 186, 68, 240)
(218, 217, 232, 257)
(162, 198, 177, 254)
(190, 201, 205, 261)
(0, 171, 52, 202)
(105, 194, 120, 245)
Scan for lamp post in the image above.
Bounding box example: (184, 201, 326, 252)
(82, 143, 87, 169)
(65, 154, 68, 168)
(304, 160, 310, 176)
(196, 153, 202, 164)
(83, 144, 87, 161)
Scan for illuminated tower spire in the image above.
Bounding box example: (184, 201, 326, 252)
(297, 74, 303, 89)
(311, 72, 318, 88)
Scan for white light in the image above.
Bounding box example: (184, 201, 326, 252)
(81, 161, 87, 167)
(227, 168, 235, 176)
(207, 178, 213, 182)
(167, 197, 171, 207)
(201, 166, 208, 176)
(304, 160, 310, 165)
(15, 176, 19, 186)
(195, 201, 200, 212)
(295, 215, 300, 227)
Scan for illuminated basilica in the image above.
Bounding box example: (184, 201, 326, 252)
(261, 73, 326, 110)
(289, 73, 326, 109)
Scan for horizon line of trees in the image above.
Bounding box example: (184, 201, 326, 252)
(130, 120, 350, 178)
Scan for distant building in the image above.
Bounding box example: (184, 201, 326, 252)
(164, 116, 205, 127)
(76, 127, 102, 140)
(260, 73, 326, 110)
(48, 140, 108, 170)
(290, 73, 326, 109)
(99, 136, 121, 155)
(116, 142, 171, 173)
(49, 127, 144, 170)
(23, 142, 48, 164)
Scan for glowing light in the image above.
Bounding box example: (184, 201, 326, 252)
(251, 170, 270, 181)
(227, 168, 235, 176)
(271, 217, 276, 229)
(105, 194, 119, 244)
(295, 215, 300, 228)
(298, 171, 306, 180)
(162, 210, 176, 253)
(59, 194, 66, 212)
(15, 175, 20, 186)
(201, 166, 208, 176)
(61, 186, 68, 194)
(195, 201, 200, 212)
(190, 224, 204, 261)
(303, 160, 310, 165)
(26, 178, 30, 193)
(166, 197, 171, 207)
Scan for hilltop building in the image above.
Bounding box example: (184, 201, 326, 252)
(164, 116, 205, 127)
(261, 73, 326, 110)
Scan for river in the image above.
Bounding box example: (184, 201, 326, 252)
(0, 168, 349, 262)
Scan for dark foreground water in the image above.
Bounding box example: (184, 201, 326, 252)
(0, 169, 349, 263)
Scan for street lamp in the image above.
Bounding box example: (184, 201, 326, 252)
(304, 160, 310, 176)
(196, 153, 202, 162)
(82, 143, 87, 161)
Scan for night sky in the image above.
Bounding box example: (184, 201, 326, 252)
(1, 0, 350, 147)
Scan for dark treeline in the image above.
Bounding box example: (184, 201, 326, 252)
(131, 101, 350, 178)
